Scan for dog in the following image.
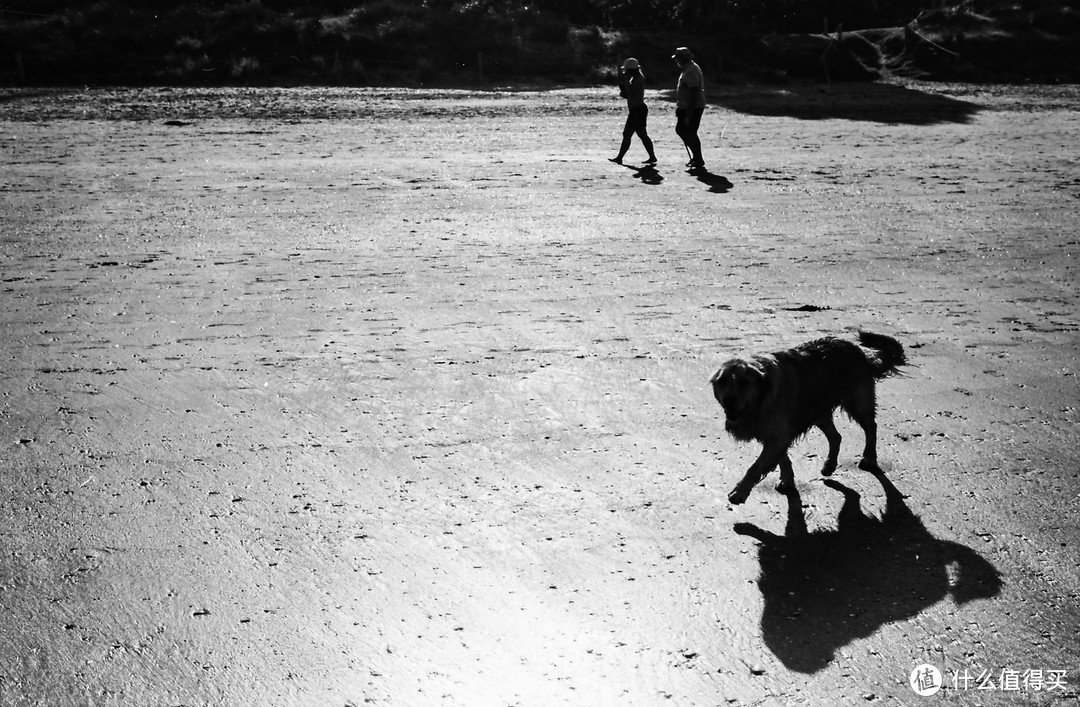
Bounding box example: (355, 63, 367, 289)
(710, 331, 907, 504)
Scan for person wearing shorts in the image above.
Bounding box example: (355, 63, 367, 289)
(610, 57, 657, 165)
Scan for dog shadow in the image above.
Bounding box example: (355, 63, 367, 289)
(734, 471, 1002, 674)
(689, 166, 732, 193)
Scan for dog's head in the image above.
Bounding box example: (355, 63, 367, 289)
(709, 357, 768, 424)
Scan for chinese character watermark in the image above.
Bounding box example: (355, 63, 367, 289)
(910, 664, 942, 696)
(910, 665, 1069, 697)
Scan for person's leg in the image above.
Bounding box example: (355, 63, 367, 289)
(637, 105, 656, 162)
(611, 112, 634, 163)
(675, 108, 692, 164)
(687, 108, 705, 167)
(640, 132, 656, 163)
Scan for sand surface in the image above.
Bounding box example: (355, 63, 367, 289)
(1, 83, 1078, 706)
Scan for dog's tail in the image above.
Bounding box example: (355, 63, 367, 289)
(858, 331, 907, 379)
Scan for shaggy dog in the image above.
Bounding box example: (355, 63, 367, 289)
(710, 331, 907, 504)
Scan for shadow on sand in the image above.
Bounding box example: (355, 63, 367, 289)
(662, 82, 979, 124)
(625, 163, 664, 185)
(735, 471, 1002, 674)
(688, 166, 732, 193)
(615, 162, 732, 193)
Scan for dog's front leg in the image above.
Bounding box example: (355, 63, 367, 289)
(728, 442, 787, 504)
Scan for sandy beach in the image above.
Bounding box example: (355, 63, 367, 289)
(1, 83, 1077, 705)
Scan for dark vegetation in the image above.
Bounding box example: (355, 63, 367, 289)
(1, 0, 1077, 87)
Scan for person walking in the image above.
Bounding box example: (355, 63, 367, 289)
(673, 47, 706, 170)
(610, 58, 657, 165)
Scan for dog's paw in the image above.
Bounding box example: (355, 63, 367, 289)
(775, 479, 794, 494)
(820, 458, 838, 477)
(728, 487, 749, 505)
(858, 458, 882, 474)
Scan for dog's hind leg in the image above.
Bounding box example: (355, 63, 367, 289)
(844, 384, 881, 473)
(775, 453, 796, 494)
(815, 414, 842, 476)
(855, 413, 881, 472)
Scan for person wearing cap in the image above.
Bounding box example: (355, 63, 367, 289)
(672, 46, 706, 170)
(609, 57, 657, 165)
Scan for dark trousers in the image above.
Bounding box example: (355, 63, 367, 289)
(675, 107, 704, 164)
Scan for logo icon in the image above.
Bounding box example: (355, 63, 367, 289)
(910, 664, 943, 696)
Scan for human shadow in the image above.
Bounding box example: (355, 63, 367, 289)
(734, 471, 1002, 674)
(630, 164, 664, 185)
(614, 162, 664, 185)
(688, 166, 732, 194)
(661, 82, 979, 125)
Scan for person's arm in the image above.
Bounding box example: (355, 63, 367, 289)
(676, 73, 697, 105)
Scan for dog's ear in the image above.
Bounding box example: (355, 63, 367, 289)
(744, 357, 770, 382)
(709, 365, 728, 405)
(747, 356, 777, 402)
